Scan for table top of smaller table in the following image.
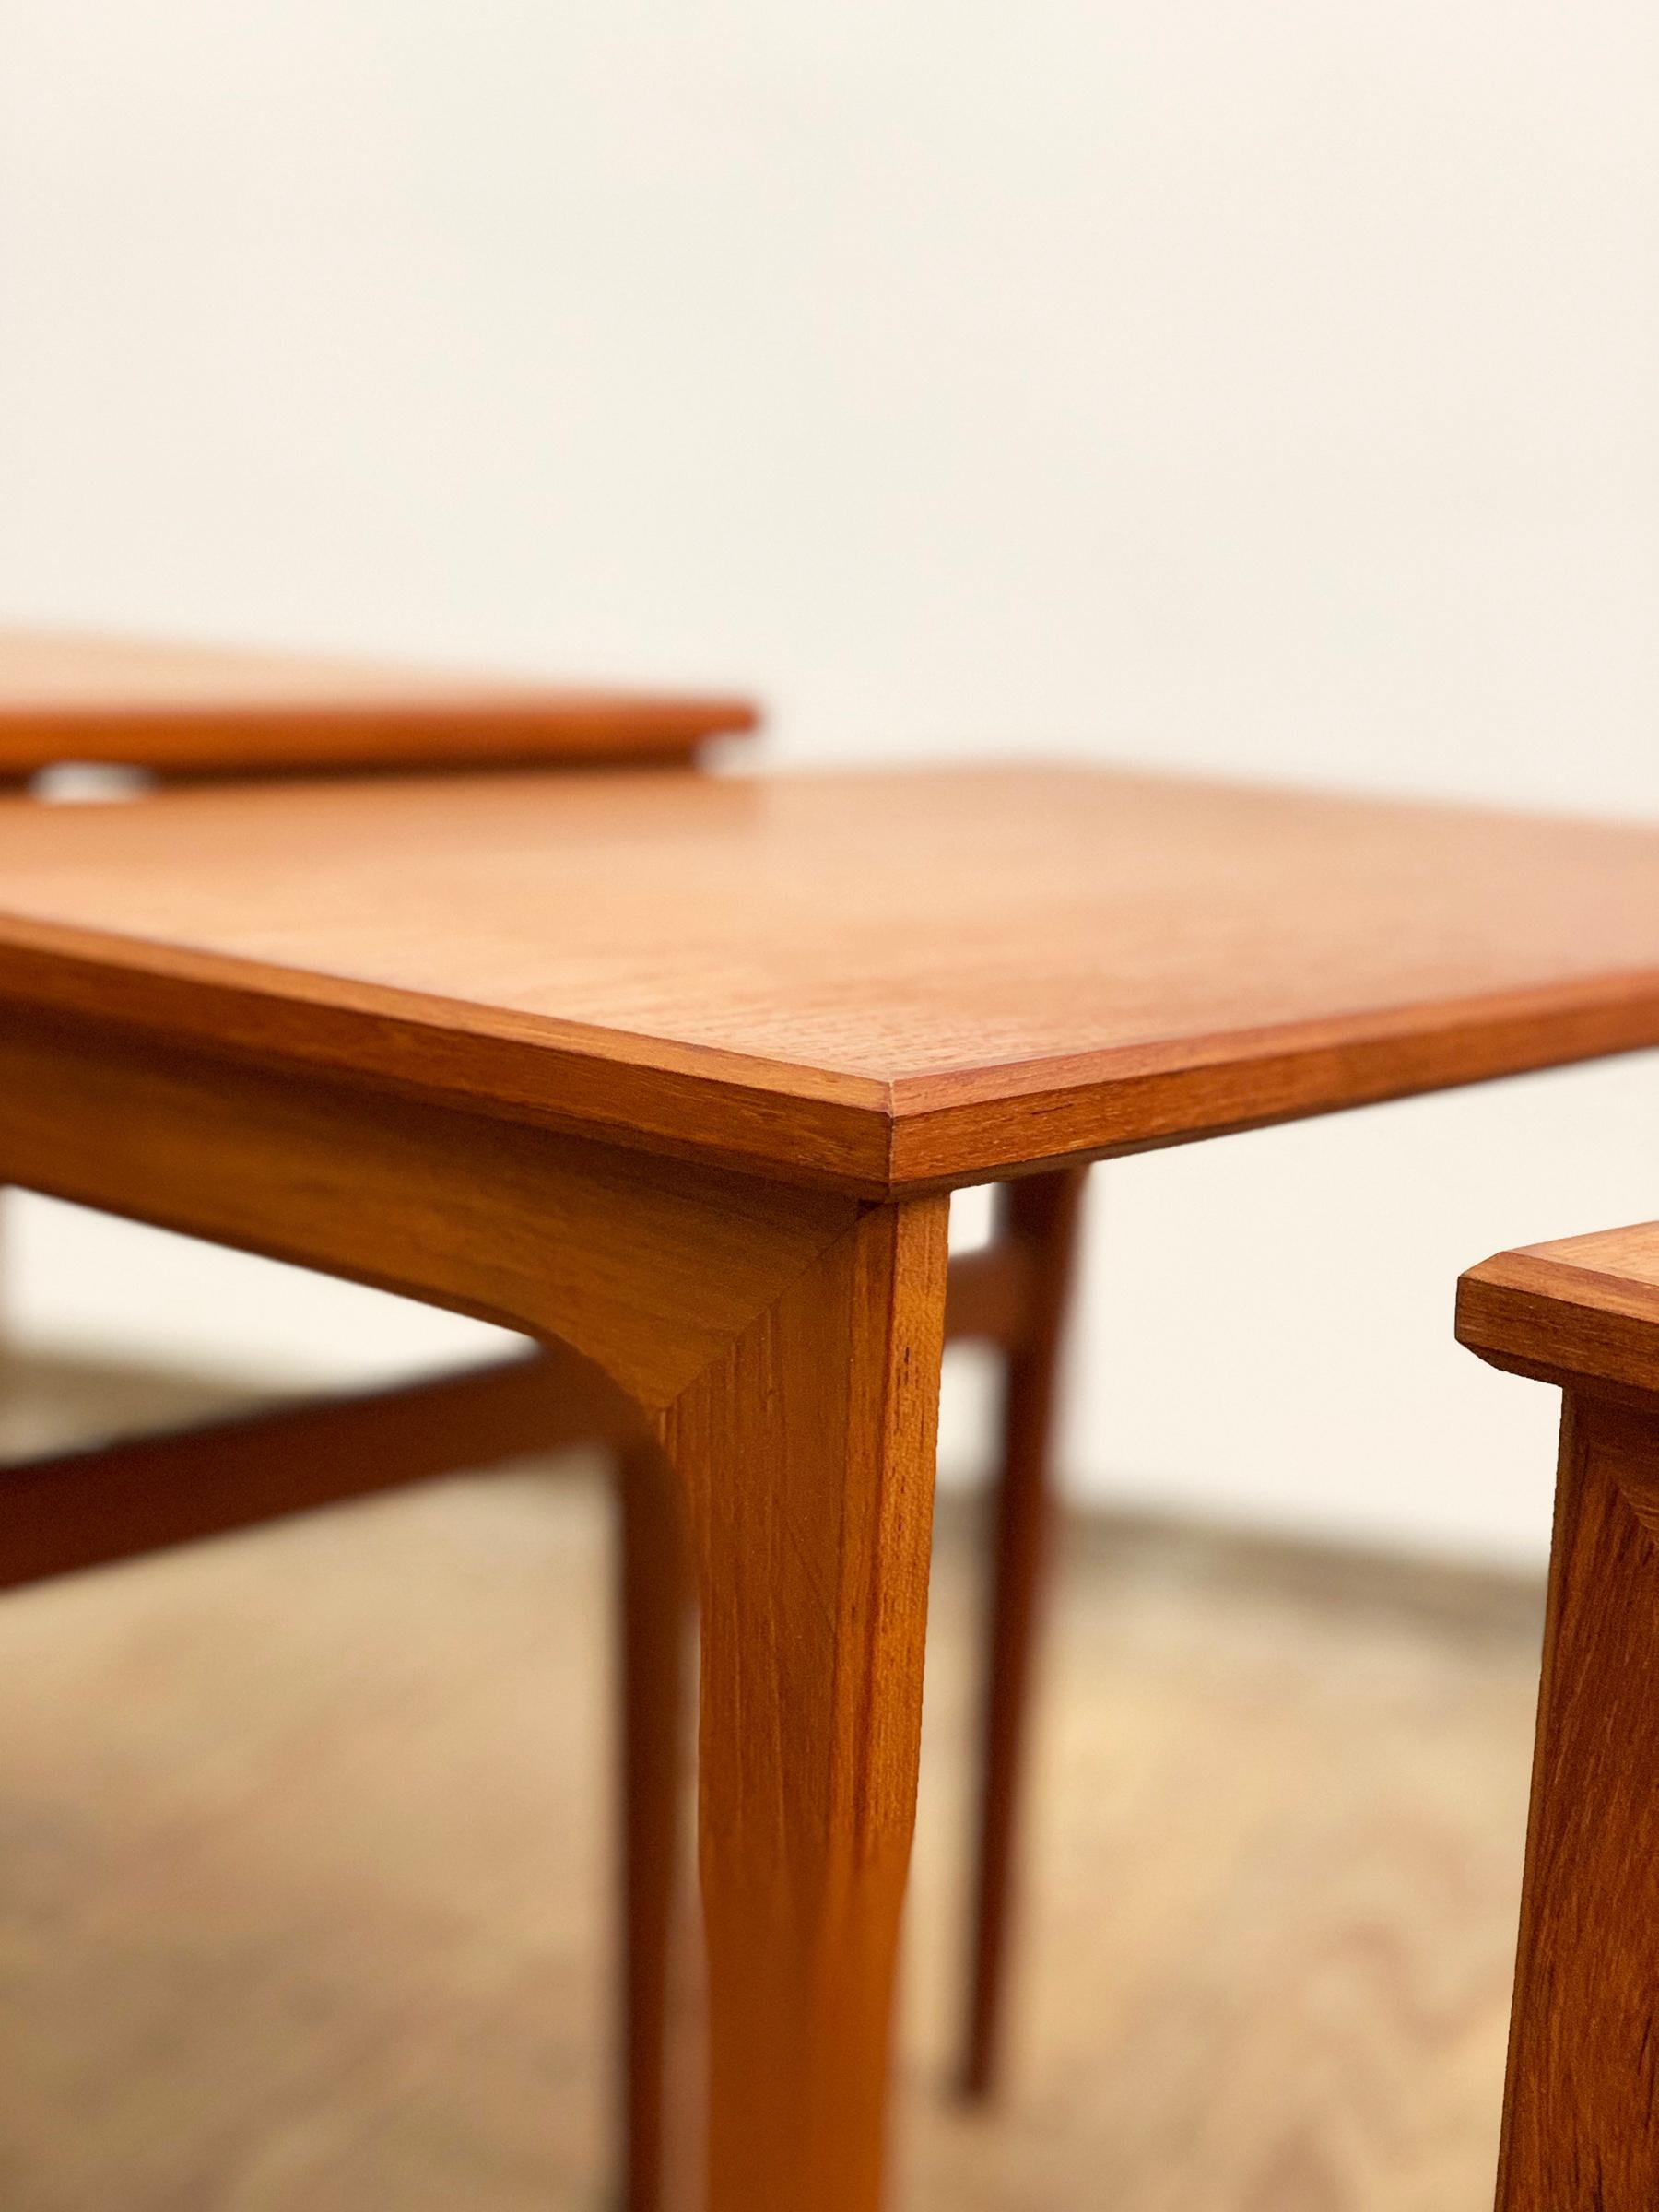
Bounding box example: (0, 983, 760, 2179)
(0, 629, 757, 776)
(1459, 1222, 1659, 1401)
(4, 763, 1658, 1194)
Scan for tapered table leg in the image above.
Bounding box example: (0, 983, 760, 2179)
(962, 1167, 1086, 2099)
(658, 1196, 949, 2212)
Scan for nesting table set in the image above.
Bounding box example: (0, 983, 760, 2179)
(5, 628, 1659, 2209)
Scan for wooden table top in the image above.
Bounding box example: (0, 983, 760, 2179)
(4, 764, 1659, 1195)
(0, 629, 757, 776)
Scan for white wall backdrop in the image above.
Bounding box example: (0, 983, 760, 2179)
(2, 1, 1656, 1563)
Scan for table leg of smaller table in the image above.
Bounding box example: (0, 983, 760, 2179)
(1498, 1390, 1659, 2207)
(658, 1196, 948, 2212)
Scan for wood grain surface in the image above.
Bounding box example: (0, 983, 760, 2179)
(0, 628, 757, 775)
(5, 768, 1659, 1191)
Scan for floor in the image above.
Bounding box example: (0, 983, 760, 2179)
(0, 1350, 1543, 2210)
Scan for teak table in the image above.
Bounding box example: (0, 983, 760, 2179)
(6, 763, 1659, 2210)
(0, 625, 759, 776)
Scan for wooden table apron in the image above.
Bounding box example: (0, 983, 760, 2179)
(0, 1005, 949, 2212)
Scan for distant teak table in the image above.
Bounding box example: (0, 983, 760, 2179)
(6, 761, 1659, 2209)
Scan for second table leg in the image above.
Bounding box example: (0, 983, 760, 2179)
(962, 1165, 1087, 2098)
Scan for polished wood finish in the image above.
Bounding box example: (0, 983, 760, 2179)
(660, 1196, 948, 2212)
(1460, 1225, 1659, 2206)
(6, 770, 1659, 1192)
(0, 628, 756, 777)
(961, 1167, 1088, 2100)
